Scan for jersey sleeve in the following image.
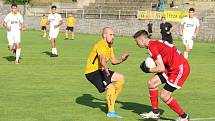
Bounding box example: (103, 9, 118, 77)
(180, 17, 185, 25)
(169, 22, 173, 28)
(4, 14, 9, 23)
(97, 45, 106, 56)
(48, 14, 51, 21)
(148, 45, 159, 61)
(58, 14, 62, 21)
(196, 18, 200, 27)
(19, 15, 24, 24)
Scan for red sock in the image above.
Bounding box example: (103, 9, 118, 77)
(149, 88, 159, 109)
(165, 97, 184, 115)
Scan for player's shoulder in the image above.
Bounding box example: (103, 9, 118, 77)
(193, 17, 200, 22)
(96, 40, 107, 48)
(56, 13, 62, 17)
(183, 16, 189, 20)
(48, 14, 52, 17)
(148, 40, 160, 47)
(6, 12, 12, 17)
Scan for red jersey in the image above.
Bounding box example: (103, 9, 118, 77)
(148, 40, 187, 70)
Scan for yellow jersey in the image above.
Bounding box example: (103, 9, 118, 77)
(41, 17, 48, 26)
(85, 39, 115, 74)
(67, 17, 75, 27)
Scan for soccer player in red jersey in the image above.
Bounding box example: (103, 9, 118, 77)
(133, 30, 190, 121)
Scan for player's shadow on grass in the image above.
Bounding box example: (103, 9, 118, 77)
(76, 94, 107, 113)
(41, 51, 52, 56)
(2, 56, 16, 62)
(76, 94, 174, 121)
(118, 101, 174, 121)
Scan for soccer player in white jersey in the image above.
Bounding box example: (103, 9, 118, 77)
(180, 8, 200, 59)
(48, 5, 63, 57)
(3, 3, 24, 64)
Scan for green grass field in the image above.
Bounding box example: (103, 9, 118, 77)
(0, 29, 215, 121)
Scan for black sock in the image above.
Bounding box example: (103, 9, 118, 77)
(152, 109, 160, 114)
(180, 113, 187, 118)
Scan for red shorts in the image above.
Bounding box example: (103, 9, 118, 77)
(162, 61, 190, 89)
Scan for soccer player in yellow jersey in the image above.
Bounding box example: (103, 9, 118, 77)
(85, 27, 129, 118)
(65, 14, 75, 40)
(40, 14, 48, 38)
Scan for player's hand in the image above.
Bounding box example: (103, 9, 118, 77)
(192, 34, 196, 39)
(140, 61, 150, 73)
(121, 52, 129, 61)
(20, 27, 25, 31)
(167, 31, 170, 34)
(179, 31, 183, 36)
(54, 25, 58, 29)
(105, 69, 110, 77)
(7, 26, 11, 31)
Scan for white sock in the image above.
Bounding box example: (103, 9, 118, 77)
(54, 48, 58, 55)
(52, 48, 55, 54)
(16, 48, 21, 62)
(184, 52, 188, 59)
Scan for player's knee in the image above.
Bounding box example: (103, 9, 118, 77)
(147, 79, 155, 88)
(115, 73, 125, 81)
(160, 91, 171, 102)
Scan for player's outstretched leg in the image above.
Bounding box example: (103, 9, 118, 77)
(160, 89, 189, 121)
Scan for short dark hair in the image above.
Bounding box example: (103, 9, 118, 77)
(161, 16, 166, 19)
(189, 8, 195, 12)
(51, 5, 57, 9)
(11, 3, 17, 8)
(133, 30, 149, 39)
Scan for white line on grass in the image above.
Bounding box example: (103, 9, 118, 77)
(158, 117, 215, 121)
(190, 117, 215, 120)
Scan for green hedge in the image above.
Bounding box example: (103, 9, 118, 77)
(7, 0, 30, 4)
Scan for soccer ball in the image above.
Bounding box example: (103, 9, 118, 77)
(145, 57, 156, 68)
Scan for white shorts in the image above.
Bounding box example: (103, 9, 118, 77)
(7, 30, 21, 45)
(49, 29, 59, 40)
(182, 36, 194, 49)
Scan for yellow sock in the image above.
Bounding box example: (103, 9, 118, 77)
(44, 30, 47, 36)
(71, 32, 74, 39)
(106, 87, 116, 112)
(114, 80, 124, 98)
(65, 32, 68, 38)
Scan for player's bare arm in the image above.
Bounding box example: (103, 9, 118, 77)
(179, 24, 184, 36)
(99, 54, 110, 76)
(3, 22, 10, 31)
(20, 23, 24, 30)
(110, 52, 129, 65)
(194, 26, 200, 37)
(150, 55, 165, 73)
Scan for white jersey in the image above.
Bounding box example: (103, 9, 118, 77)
(4, 12, 23, 32)
(48, 13, 62, 30)
(181, 17, 200, 38)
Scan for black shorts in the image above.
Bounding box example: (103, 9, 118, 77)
(66, 27, 74, 32)
(85, 70, 115, 93)
(41, 26, 46, 30)
(157, 73, 176, 92)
